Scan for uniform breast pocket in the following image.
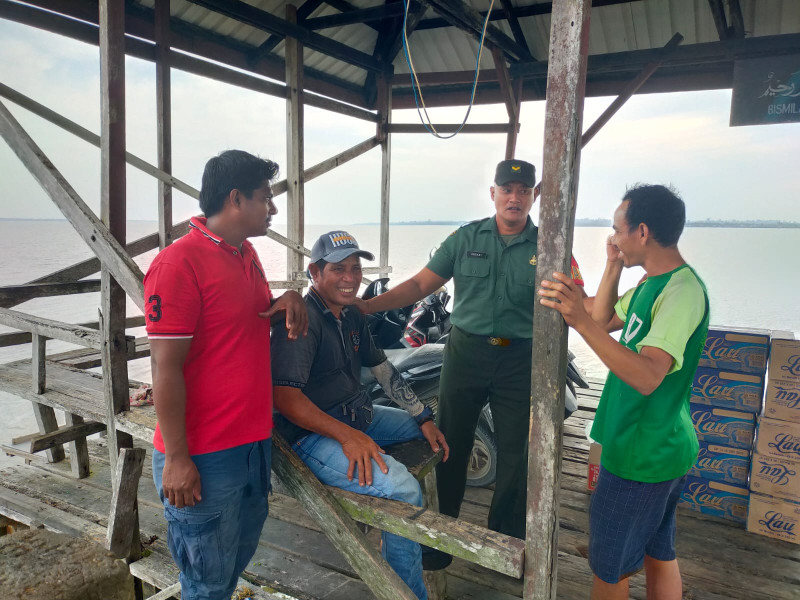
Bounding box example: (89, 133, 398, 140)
(458, 258, 491, 296)
(510, 273, 536, 305)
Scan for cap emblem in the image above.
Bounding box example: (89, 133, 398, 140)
(329, 233, 356, 248)
(511, 165, 521, 171)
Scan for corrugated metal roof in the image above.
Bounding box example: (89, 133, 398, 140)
(129, 0, 800, 99)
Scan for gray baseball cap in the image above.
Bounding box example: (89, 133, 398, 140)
(310, 231, 375, 264)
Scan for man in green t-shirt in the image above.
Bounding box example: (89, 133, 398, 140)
(539, 184, 709, 600)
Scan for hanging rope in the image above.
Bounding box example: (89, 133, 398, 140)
(401, 0, 496, 139)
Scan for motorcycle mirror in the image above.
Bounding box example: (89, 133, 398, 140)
(362, 277, 390, 300)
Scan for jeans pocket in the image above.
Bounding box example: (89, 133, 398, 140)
(164, 506, 225, 584)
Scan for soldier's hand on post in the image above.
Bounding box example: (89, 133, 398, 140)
(538, 272, 590, 329)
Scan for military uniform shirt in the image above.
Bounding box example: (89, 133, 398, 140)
(426, 216, 582, 340)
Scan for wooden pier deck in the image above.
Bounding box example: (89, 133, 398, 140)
(1, 366, 799, 599)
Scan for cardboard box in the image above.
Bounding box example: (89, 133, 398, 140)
(687, 442, 750, 486)
(753, 417, 800, 462)
(587, 442, 601, 491)
(699, 327, 770, 374)
(690, 404, 756, 450)
(690, 367, 764, 413)
(763, 339, 800, 424)
(746, 492, 800, 545)
(679, 476, 749, 524)
(749, 452, 800, 502)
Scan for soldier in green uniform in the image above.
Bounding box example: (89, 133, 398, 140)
(354, 160, 585, 564)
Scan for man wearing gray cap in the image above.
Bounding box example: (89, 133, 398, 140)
(271, 231, 449, 600)
(355, 160, 585, 558)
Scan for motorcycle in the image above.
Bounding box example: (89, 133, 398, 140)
(359, 278, 589, 487)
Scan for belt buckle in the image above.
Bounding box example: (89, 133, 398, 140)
(488, 336, 506, 346)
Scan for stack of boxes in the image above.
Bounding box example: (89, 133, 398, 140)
(679, 327, 769, 524)
(747, 337, 800, 545)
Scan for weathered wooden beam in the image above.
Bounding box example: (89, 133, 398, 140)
(392, 69, 499, 87)
(65, 413, 91, 479)
(0, 308, 104, 349)
(0, 0, 370, 109)
(388, 122, 515, 133)
(271, 433, 417, 600)
(425, 0, 530, 62)
(421, 469, 446, 600)
(251, 0, 326, 61)
(106, 447, 146, 558)
(383, 0, 429, 67)
(0, 281, 101, 306)
(525, 0, 591, 599)
(708, 0, 730, 41)
(32, 334, 46, 395)
(285, 4, 306, 286)
(99, 0, 135, 482)
(31, 403, 66, 464)
(727, 0, 745, 39)
(498, 0, 531, 59)
(185, 0, 384, 72)
(581, 33, 683, 146)
(506, 77, 523, 159)
(305, 136, 381, 182)
(305, 1, 424, 30)
(0, 99, 146, 313)
(155, 0, 172, 250)
(29, 421, 106, 454)
(0, 315, 144, 349)
(377, 73, 392, 279)
(492, 47, 519, 122)
(328, 485, 526, 578)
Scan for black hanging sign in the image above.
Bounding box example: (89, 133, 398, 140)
(730, 55, 800, 126)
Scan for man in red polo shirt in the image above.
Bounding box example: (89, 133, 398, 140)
(145, 150, 307, 600)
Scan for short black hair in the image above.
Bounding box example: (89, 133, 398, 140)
(307, 259, 328, 281)
(199, 150, 279, 217)
(623, 184, 685, 247)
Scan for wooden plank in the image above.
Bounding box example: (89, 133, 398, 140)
(524, 1, 592, 599)
(65, 413, 90, 479)
(32, 403, 66, 464)
(0, 315, 144, 349)
(304, 136, 380, 182)
(31, 334, 46, 394)
(389, 123, 515, 134)
(727, 0, 745, 39)
(0, 307, 104, 349)
(29, 421, 106, 454)
(106, 447, 146, 558)
(0, 280, 101, 305)
(271, 433, 418, 600)
(708, 0, 730, 41)
(581, 33, 683, 146)
(498, 0, 531, 59)
(155, 0, 172, 250)
(421, 468, 446, 600)
(285, 4, 305, 285)
(0, 99, 145, 313)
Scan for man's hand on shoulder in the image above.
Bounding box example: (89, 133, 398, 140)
(420, 421, 449, 462)
(162, 453, 202, 508)
(259, 290, 308, 339)
(350, 297, 370, 315)
(339, 429, 388, 486)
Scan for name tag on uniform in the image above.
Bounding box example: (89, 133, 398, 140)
(467, 251, 487, 258)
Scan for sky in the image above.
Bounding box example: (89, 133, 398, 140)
(1, 17, 799, 227)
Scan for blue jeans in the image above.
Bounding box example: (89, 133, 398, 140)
(294, 406, 428, 600)
(152, 440, 272, 600)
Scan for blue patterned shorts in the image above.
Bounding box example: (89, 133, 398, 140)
(589, 466, 686, 584)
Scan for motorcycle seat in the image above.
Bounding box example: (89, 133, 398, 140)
(360, 344, 444, 386)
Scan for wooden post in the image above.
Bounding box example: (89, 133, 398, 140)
(285, 4, 305, 284)
(524, 1, 591, 599)
(271, 434, 417, 600)
(99, 0, 133, 475)
(31, 334, 65, 463)
(376, 72, 392, 279)
(155, 0, 172, 250)
(421, 468, 447, 600)
(492, 47, 522, 160)
(106, 447, 145, 558)
(66, 413, 91, 479)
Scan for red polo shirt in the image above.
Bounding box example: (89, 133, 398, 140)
(144, 216, 273, 455)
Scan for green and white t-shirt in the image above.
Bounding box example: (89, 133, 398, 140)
(590, 264, 710, 482)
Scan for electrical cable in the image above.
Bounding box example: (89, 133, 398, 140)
(401, 0, 496, 139)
